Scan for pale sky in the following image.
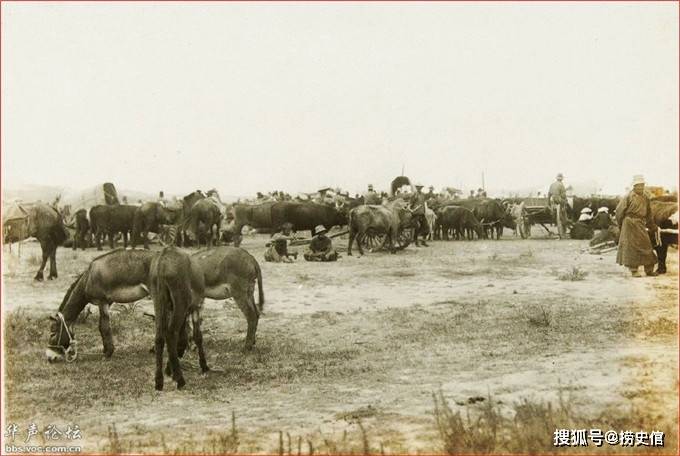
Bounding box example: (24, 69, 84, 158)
(2, 2, 678, 198)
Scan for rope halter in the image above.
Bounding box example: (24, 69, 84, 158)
(48, 312, 78, 363)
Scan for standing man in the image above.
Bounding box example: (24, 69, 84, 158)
(409, 183, 429, 247)
(548, 173, 568, 239)
(615, 175, 658, 277)
(364, 184, 381, 205)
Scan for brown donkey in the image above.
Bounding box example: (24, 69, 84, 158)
(149, 247, 208, 390)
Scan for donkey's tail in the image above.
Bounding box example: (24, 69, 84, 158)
(155, 266, 191, 332)
(254, 259, 264, 315)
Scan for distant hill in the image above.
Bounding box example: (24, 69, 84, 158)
(3, 184, 157, 205)
(2, 184, 245, 206)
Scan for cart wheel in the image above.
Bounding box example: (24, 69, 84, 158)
(396, 227, 414, 250)
(360, 231, 387, 252)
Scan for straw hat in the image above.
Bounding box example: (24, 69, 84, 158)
(580, 207, 592, 214)
(597, 207, 609, 213)
(632, 174, 645, 186)
(315, 225, 327, 235)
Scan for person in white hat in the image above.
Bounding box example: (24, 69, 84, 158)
(548, 173, 567, 239)
(615, 175, 658, 277)
(303, 225, 338, 262)
(578, 207, 593, 222)
(592, 206, 613, 230)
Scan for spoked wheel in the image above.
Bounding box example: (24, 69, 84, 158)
(360, 231, 387, 252)
(396, 227, 414, 250)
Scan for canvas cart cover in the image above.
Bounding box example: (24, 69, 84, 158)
(391, 176, 412, 196)
(60, 183, 120, 215)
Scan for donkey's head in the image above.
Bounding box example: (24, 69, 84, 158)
(46, 312, 77, 363)
(45, 274, 84, 363)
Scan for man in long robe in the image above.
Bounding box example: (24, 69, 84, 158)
(615, 175, 658, 277)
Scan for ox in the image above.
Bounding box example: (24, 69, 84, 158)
(232, 202, 346, 247)
(89, 204, 138, 250)
(435, 206, 483, 240)
(347, 200, 412, 255)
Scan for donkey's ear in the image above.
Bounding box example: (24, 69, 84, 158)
(48, 315, 57, 322)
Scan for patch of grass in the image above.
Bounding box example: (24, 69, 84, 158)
(433, 390, 677, 454)
(526, 304, 552, 327)
(558, 267, 588, 281)
(104, 411, 239, 454)
(275, 421, 388, 455)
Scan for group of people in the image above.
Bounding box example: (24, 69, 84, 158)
(549, 172, 671, 277)
(264, 223, 339, 263)
(259, 172, 672, 278)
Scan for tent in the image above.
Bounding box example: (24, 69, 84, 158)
(2, 201, 34, 243)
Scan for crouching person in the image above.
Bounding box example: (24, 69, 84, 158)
(264, 222, 298, 263)
(304, 225, 338, 262)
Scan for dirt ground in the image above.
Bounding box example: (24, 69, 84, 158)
(2, 229, 678, 453)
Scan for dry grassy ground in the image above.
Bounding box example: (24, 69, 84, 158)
(2, 230, 678, 454)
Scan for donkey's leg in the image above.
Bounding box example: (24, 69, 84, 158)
(166, 324, 185, 389)
(154, 325, 165, 391)
(233, 285, 259, 350)
(48, 243, 58, 279)
(97, 302, 115, 358)
(108, 231, 115, 249)
(191, 310, 209, 373)
(34, 240, 50, 281)
(177, 320, 189, 358)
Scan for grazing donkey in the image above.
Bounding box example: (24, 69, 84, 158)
(149, 247, 208, 390)
(191, 246, 264, 350)
(46, 249, 156, 362)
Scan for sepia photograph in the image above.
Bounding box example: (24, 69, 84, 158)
(1, 1, 678, 454)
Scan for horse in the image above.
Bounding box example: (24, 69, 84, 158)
(188, 199, 223, 248)
(46, 249, 156, 362)
(150, 247, 207, 390)
(72, 209, 91, 251)
(131, 202, 181, 249)
(25, 203, 68, 281)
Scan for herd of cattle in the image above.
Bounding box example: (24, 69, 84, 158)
(10, 188, 677, 284)
(5, 186, 677, 390)
(65, 190, 628, 253)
